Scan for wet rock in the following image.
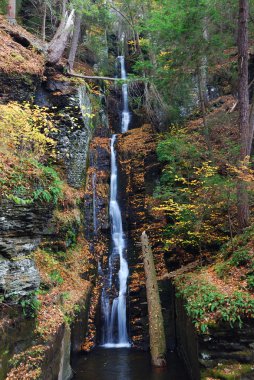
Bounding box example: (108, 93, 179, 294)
(36, 77, 94, 189)
(116, 125, 166, 349)
(175, 293, 254, 380)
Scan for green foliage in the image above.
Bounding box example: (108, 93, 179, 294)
(0, 0, 7, 14)
(175, 275, 254, 333)
(202, 363, 254, 380)
(65, 229, 77, 247)
(20, 294, 41, 318)
(122, 0, 240, 123)
(247, 274, 254, 290)
(49, 270, 64, 286)
(215, 224, 254, 278)
(9, 345, 44, 374)
(229, 249, 251, 267)
(32, 164, 63, 205)
(155, 130, 236, 252)
(214, 262, 230, 279)
(2, 160, 63, 205)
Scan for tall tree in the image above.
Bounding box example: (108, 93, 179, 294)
(237, 0, 250, 230)
(67, 12, 82, 71)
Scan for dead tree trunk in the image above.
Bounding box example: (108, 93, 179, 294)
(7, 0, 16, 24)
(62, 0, 68, 17)
(141, 231, 167, 367)
(47, 9, 75, 65)
(67, 13, 82, 72)
(237, 0, 250, 230)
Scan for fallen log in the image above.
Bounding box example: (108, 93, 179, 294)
(66, 71, 142, 82)
(141, 231, 167, 367)
(160, 260, 200, 281)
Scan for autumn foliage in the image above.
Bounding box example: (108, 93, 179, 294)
(0, 102, 62, 204)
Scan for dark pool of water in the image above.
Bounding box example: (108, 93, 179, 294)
(72, 348, 190, 380)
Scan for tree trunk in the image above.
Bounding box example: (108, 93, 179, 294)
(141, 231, 167, 367)
(248, 96, 254, 155)
(198, 66, 212, 155)
(67, 13, 82, 72)
(7, 0, 16, 24)
(237, 0, 250, 230)
(62, 0, 68, 18)
(42, 1, 47, 42)
(201, 16, 209, 107)
(47, 10, 75, 65)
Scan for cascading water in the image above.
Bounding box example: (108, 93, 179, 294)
(119, 56, 131, 133)
(101, 56, 131, 348)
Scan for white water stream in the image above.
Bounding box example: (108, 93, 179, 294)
(101, 56, 131, 347)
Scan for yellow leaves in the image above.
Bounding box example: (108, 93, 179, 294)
(194, 161, 218, 178)
(174, 174, 188, 184)
(228, 158, 254, 189)
(0, 102, 57, 161)
(159, 50, 171, 57)
(128, 38, 150, 47)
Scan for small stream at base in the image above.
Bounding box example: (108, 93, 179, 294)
(72, 348, 189, 380)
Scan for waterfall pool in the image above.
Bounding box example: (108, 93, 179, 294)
(72, 348, 189, 380)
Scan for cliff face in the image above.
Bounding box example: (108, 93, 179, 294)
(116, 124, 168, 348)
(82, 106, 111, 351)
(0, 17, 101, 378)
(0, 202, 50, 300)
(0, 16, 44, 103)
(0, 77, 95, 302)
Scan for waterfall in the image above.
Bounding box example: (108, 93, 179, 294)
(101, 56, 131, 348)
(118, 56, 131, 133)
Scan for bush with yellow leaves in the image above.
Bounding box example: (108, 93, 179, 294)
(0, 102, 62, 205)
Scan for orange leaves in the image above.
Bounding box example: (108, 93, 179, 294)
(82, 283, 101, 352)
(0, 16, 44, 76)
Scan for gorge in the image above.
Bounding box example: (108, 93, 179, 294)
(1, 2, 254, 380)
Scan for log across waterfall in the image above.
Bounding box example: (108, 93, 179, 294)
(101, 56, 131, 348)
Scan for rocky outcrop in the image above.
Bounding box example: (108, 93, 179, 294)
(0, 310, 36, 380)
(36, 72, 95, 189)
(82, 105, 111, 350)
(0, 201, 52, 300)
(175, 294, 254, 380)
(57, 86, 93, 189)
(0, 16, 44, 104)
(2, 290, 91, 380)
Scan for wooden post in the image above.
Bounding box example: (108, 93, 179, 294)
(141, 231, 167, 367)
(7, 0, 16, 25)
